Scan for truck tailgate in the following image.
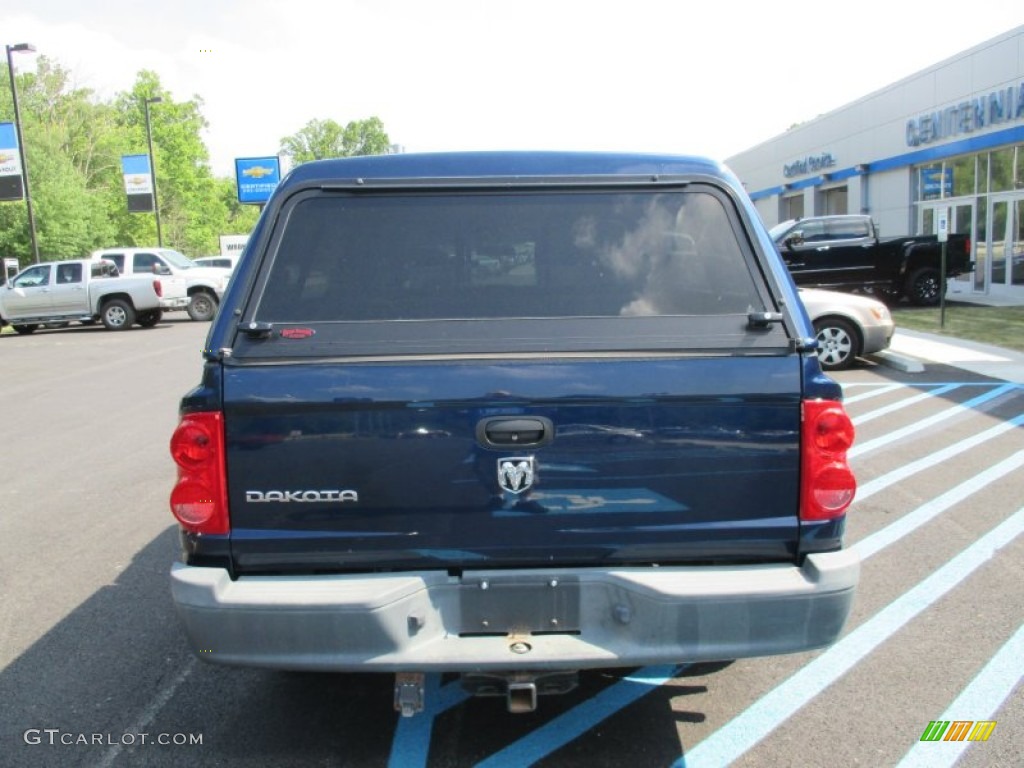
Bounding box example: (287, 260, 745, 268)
(223, 355, 802, 574)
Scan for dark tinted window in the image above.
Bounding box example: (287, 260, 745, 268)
(92, 261, 119, 278)
(56, 263, 83, 284)
(133, 252, 162, 273)
(826, 218, 870, 239)
(794, 220, 827, 243)
(103, 254, 125, 271)
(257, 190, 761, 322)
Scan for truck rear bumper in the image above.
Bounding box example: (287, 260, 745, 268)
(159, 297, 191, 310)
(170, 551, 859, 671)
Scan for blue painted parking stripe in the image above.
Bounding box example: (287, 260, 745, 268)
(852, 383, 960, 425)
(855, 415, 1024, 501)
(894, 623, 1024, 767)
(476, 665, 685, 768)
(388, 674, 471, 768)
(675, 506, 1024, 768)
(844, 382, 1020, 388)
(849, 383, 1017, 458)
(853, 450, 1024, 561)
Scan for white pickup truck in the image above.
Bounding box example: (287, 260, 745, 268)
(91, 247, 231, 321)
(0, 259, 170, 333)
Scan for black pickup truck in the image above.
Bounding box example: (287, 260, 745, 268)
(770, 214, 972, 306)
(169, 152, 859, 716)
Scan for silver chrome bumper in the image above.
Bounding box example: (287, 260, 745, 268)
(159, 296, 191, 310)
(171, 551, 859, 671)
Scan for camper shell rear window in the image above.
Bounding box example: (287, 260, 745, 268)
(235, 183, 787, 358)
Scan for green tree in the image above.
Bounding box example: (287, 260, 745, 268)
(0, 57, 118, 261)
(1, 60, 267, 264)
(111, 71, 228, 255)
(214, 177, 260, 235)
(279, 116, 390, 164)
(25, 131, 115, 256)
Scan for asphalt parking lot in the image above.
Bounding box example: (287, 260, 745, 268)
(0, 319, 1021, 767)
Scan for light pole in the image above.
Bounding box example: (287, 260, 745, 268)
(143, 96, 163, 246)
(5, 42, 40, 264)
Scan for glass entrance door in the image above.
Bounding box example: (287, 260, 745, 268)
(990, 200, 1008, 286)
(920, 201, 975, 290)
(1014, 200, 1024, 287)
(986, 195, 1024, 289)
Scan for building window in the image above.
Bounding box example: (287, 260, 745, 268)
(913, 149, 1024, 200)
(821, 186, 847, 215)
(783, 194, 803, 220)
(975, 197, 988, 292)
(990, 148, 1014, 192)
(919, 163, 947, 200)
(1013, 200, 1024, 286)
(951, 156, 975, 197)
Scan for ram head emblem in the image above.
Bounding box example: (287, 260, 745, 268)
(497, 457, 535, 494)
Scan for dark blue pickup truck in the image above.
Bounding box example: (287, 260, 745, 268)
(169, 152, 858, 716)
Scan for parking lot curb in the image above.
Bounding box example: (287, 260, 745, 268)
(869, 349, 925, 374)
(884, 328, 1024, 384)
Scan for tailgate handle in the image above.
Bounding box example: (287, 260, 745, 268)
(477, 417, 552, 448)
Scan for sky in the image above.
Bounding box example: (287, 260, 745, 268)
(2, 1, 1022, 179)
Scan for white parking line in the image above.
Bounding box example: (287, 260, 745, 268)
(852, 384, 959, 425)
(853, 450, 1024, 561)
(894, 623, 1024, 768)
(842, 382, 907, 404)
(889, 335, 1011, 364)
(849, 383, 1016, 458)
(855, 416, 1024, 501)
(676, 507, 1024, 768)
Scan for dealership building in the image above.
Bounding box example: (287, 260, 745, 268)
(726, 26, 1024, 301)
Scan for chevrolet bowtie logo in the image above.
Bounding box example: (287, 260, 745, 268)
(242, 165, 274, 179)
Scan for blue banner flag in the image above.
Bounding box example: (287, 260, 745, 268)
(122, 154, 154, 212)
(0, 122, 25, 201)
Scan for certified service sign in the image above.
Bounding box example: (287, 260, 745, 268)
(235, 156, 282, 204)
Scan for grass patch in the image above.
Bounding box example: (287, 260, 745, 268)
(890, 303, 1024, 353)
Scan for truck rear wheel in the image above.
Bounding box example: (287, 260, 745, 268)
(187, 291, 217, 321)
(137, 309, 163, 328)
(13, 324, 39, 335)
(905, 267, 944, 306)
(101, 299, 136, 330)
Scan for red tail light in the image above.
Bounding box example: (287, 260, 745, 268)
(153, 279, 163, 298)
(170, 412, 229, 534)
(800, 400, 856, 521)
